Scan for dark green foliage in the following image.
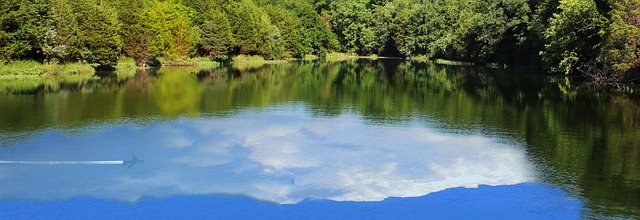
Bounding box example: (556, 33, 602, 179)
(390, 0, 454, 57)
(116, 0, 153, 66)
(75, 0, 122, 66)
(599, 0, 640, 78)
(0, 0, 49, 62)
(264, 4, 302, 58)
(184, 0, 234, 61)
(287, 0, 338, 57)
(2, 0, 338, 64)
(226, 0, 267, 55)
(523, 0, 560, 66)
(542, 0, 606, 75)
(47, 0, 78, 64)
(47, 0, 122, 66)
(226, 0, 282, 59)
(329, 0, 379, 54)
(198, 9, 235, 61)
(369, 0, 531, 63)
(458, 0, 531, 63)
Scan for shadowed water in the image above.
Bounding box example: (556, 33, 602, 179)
(0, 60, 638, 219)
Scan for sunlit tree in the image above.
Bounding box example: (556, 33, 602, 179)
(144, 0, 198, 58)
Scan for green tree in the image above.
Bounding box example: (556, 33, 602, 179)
(184, 0, 235, 61)
(75, 0, 123, 67)
(267, 24, 286, 59)
(116, 0, 153, 66)
(42, 29, 66, 64)
(48, 0, 80, 64)
(47, 0, 122, 66)
(457, 0, 530, 63)
(0, 0, 49, 62)
(542, 0, 607, 75)
(329, 0, 379, 54)
(599, 0, 640, 78)
(375, 0, 414, 57)
(265, 4, 302, 58)
(226, 0, 281, 58)
(286, 0, 337, 57)
(197, 9, 234, 61)
(393, 0, 447, 57)
(144, 0, 198, 59)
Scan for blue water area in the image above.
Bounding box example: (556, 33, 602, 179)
(0, 183, 583, 220)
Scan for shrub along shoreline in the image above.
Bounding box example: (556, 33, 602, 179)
(0, 61, 95, 79)
(0, 56, 222, 80)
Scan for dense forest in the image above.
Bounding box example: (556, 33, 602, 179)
(1, 0, 639, 82)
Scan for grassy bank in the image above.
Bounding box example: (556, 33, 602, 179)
(111, 56, 221, 80)
(229, 55, 289, 71)
(301, 54, 319, 61)
(324, 52, 359, 61)
(0, 61, 99, 93)
(232, 55, 288, 64)
(115, 56, 138, 71)
(0, 61, 95, 80)
(149, 57, 219, 67)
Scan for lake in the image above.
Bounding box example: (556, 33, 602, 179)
(0, 60, 638, 219)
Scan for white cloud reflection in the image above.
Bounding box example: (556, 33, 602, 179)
(0, 109, 534, 204)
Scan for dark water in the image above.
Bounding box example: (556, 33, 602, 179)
(0, 60, 638, 219)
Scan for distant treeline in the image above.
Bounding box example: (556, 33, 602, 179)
(1, 0, 639, 81)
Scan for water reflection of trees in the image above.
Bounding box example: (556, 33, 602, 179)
(154, 72, 201, 117)
(0, 60, 638, 218)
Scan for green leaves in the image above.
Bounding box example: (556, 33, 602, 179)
(197, 9, 234, 61)
(329, 0, 380, 55)
(542, 0, 606, 75)
(116, 0, 153, 66)
(328, 0, 531, 63)
(77, 0, 123, 66)
(225, 0, 288, 59)
(144, 0, 198, 59)
(0, 0, 49, 62)
(1, 0, 336, 65)
(599, 0, 640, 78)
(44, 0, 123, 67)
(265, 4, 302, 58)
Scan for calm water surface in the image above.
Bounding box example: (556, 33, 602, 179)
(0, 60, 638, 219)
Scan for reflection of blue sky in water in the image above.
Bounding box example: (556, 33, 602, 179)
(0, 106, 534, 204)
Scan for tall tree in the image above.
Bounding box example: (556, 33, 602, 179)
(75, 0, 123, 66)
(265, 4, 303, 58)
(226, 0, 279, 58)
(47, 0, 122, 66)
(48, 0, 80, 64)
(144, 0, 198, 58)
(329, 0, 379, 54)
(116, 0, 153, 66)
(198, 9, 234, 61)
(599, 0, 640, 78)
(0, 0, 49, 62)
(286, 0, 337, 57)
(542, 0, 607, 75)
(183, 0, 234, 61)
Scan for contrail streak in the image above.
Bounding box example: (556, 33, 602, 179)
(0, 161, 124, 165)
(0, 154, 142, 168)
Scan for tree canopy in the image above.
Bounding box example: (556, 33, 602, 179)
(0, 0, 639, 82)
